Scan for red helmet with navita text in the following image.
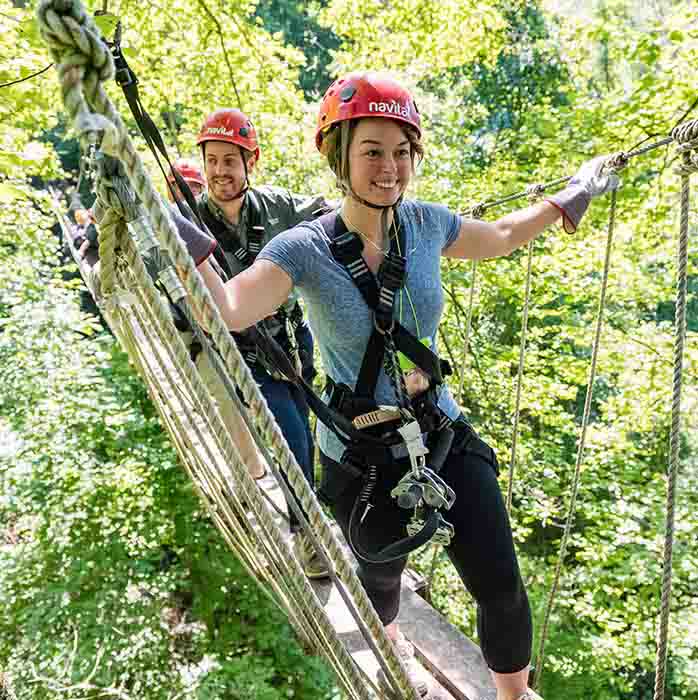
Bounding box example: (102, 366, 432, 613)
(315, 72, 421, 153)
(167, 158, 205, 186)
(197, 108, 260, 161)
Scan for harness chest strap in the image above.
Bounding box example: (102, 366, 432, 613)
(197, 190, 265, 274)
(318, 210, 451, 415)
(197, 192, 302, 375)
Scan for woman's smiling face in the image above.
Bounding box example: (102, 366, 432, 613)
(347, 118, 414, 207)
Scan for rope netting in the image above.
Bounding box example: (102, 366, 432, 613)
(35, 0, 697, 698)
(37, 1, 423, 697)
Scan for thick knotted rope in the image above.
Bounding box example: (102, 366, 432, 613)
(89, 165, 378, 700)
(37, 1, 421, 696)
(651, 119, 696, 700)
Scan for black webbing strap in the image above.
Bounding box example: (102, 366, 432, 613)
(348, 504, 442, 564)
(246, 326, 391, 451)
(246, 189, 265, 257)
(110, 36, 207, 234)
(196, 190, 266, 276)
(319, 211, 450, 398)
(197, 203, 253, 277)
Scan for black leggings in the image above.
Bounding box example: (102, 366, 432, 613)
(318, 420, 532, 674)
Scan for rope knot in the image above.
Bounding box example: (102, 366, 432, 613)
(37, 0, 114, 81)
(675, 151, 698, 176)
(604, 151, 629, 172)
(671, 118, 698, 148)
(468, 201, 487, 219)
(672, 121, 698, 175)
(525, 183, 546, 202)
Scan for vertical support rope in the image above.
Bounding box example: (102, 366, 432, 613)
(652, 143, 693, 700)
(533, 189, 618, 688)
(507, 240, 535, 513)
(457, 259, 478, 401)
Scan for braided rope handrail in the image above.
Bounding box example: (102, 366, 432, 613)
(37, 1, 420, 696)
(466, 139, 673, 217)
(652, 120, 696, 700)
(94, 203, 374, 699)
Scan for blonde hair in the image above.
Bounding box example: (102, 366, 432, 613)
(323, 119, 424, 194)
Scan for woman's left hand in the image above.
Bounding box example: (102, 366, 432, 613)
(546, 154, 621, 233)
(404, 368, 430, 398)
(570, 155, 621, 198)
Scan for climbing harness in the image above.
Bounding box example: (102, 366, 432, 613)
(318, 210, 461, 563)
(196, 190, 312, 380)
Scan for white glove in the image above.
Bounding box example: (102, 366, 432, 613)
(570, 155, 621, 198)
(546, 155, 621, 233)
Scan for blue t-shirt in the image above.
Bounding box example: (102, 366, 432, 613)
(258, 200, 462, 462)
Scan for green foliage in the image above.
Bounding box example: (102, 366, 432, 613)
(2, 0, 698, 698)
(254, 0, 340, 98)
(0, 197, 334, 698)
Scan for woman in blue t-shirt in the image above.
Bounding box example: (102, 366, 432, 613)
(212, 72, 618, 700)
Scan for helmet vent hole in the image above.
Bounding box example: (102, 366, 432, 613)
(340, 85, 356, 102)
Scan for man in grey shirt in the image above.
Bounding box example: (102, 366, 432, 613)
(193, 107, 330, 579)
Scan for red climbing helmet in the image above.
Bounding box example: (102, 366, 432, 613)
(315, 72, 421, 153)
(197, 108, 260, 160)
(167, 158, 205, 186)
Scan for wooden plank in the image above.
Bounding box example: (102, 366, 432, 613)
(311, 577, 458, 699)
(397, 586, 492, 700)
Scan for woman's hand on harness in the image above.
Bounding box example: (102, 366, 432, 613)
(404, 368, 429, 398)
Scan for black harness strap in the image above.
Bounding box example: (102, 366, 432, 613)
(319, 211, 450, 403)
(110, 38, 207, 234)
(197, 190, 267, 278)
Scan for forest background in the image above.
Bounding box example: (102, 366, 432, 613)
(1, 0, 697, 698)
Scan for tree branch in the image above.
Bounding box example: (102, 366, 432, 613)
(193, 0, 242, 110)
(0, 63, 53, 90)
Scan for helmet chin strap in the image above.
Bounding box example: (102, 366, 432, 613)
(232, 146, 250, 200)
(345, 187, 405, 246)
(347, 184, 404, 211)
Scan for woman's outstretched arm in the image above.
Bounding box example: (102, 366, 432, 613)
(200, 259, 294, 332)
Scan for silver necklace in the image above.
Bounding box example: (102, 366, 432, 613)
(341, 208, 388, 255)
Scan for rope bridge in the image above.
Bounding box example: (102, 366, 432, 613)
(36, 1, 425, 697)
(32, 0, 697, 698)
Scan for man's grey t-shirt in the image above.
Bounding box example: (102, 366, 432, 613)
(258, 199, 462, 463)
(200, 185, 328, 335)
